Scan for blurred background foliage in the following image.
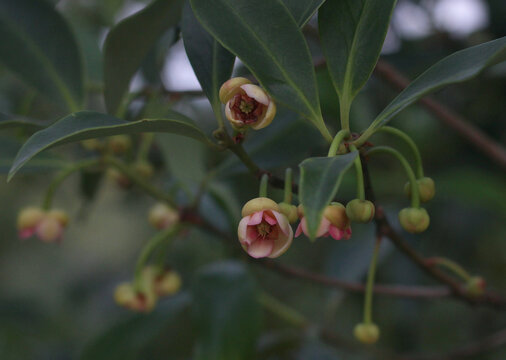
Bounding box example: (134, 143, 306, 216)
(0, 0, 505, 359)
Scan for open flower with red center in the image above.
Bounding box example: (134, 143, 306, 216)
(238, 197, 293, 258)
(295, 203, 352, 240)
(219, 77, 276, 131)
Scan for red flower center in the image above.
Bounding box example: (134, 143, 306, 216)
(230, 93, 265, 124)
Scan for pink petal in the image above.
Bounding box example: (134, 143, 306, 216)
(18, 228, 35, 239)
(269, 225, 294, 259)
(271, 210, 291, 236)
(328, 225, 343, 240)
(343, 227, 352, 240)
(245, 226, 259, 244)
(247, 238, 274, 258)
(263, 212, 277, 225)
(237, 216, 251, 243)
(300, 217, 330, 238)
(295, 222, 303, 237)
(248, 211, 263, 225)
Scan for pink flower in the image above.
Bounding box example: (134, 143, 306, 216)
(295, 203, 352, 241)
(238, 198, 293, 258)
(17, 207, 69, 243)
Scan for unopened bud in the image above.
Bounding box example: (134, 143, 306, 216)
(398, 207, 430, 233)
(346, 199, 375, 223)
(466, 276, 486, 297)
(114, 282, 157, 312)
(133, 161, 154, 179)
(148, 203, 179, 230)
(354, 323, 380, 344)
(155, 270, 182, 297)
(324, 202, 349, 229)
(278, 203, 298, 223)
(35, 216, 64, 243)
(17, 207, 45, 238)
(107, 135, 131, 154)
(404, 177, 436, 203)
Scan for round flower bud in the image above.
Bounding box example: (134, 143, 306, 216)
(324, 202, 349, 229)
(398, 207, 430, 233)
(278, 202, 298, 223)
(155, 270, 182, 297)
(35, 216, 64, 243)
(466, 276, 486, 297)
(114, 282, 157, 313)
(241, 197, 280, 217)
(224, 83, 276, 131)
(107, 168, 131, 188)
(107, 135, 132, 154)
(81, 139, 103, 151)
(346, 199, 375, 223)
(219, 77, 252, 104)
(47, 209, 69, 227)
(148, 203, 179, 230)
(404, 177, 436, 203)
(133, 161, 154, 179)
(17, 207, 45, 238)
(354, 323, 380, 344)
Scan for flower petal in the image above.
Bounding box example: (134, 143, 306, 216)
(269, 225, 294, 258)
(18, 228, 35, 239)
(237, 216, 251, 244)
(295, 222, 303, 237)
(271, 210, 291, 235)
(240, 84, 269, 105)
(245, 226, 258, 244)
(263, 212, 277, 225)
(248, 211, 264, 225)
(300, 217, 330, 238)
(328, 225, 343, 240)
(247, 238, 274, 258)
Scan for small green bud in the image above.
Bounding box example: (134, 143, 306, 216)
(346, 199, 375, 223)
(133, 161, 154, 179)
(107, 135, 132, 154)
(278, 202, 298, 223)
(404, 177, 436, 203)
(398, 207, 430, 233)
(466, 276, 486, 297)
(353, 323, 380, 344)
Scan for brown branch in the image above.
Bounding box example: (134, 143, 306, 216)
(373, 60, 506, 170)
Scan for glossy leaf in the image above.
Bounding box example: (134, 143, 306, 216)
(182, 2, 235, 113)
(192, 261, 261, 360)
(0, 112, 50, 130)
(190, 0, 329, 139)
(299, 152, 357, 239)
(371, 37, 506, 130)
(283, 0, 326, 27)
(0, 0, 84, 110)
(8, 111, 213, 181)
(80, 294, 191, 360)
(104, 0, 184, 114)
(319, 0, 396, 101)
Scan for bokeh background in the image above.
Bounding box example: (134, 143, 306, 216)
(0, 0, 505, 359)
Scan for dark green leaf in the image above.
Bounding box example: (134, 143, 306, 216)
(104, 0, 184, 114)
(192, 261, 261, 360)
(319, 0, 396, 102)
(299, 152, 357, 239)
(283, 0, 326, 27)
(190, 0, 330, 140)
(0, 112, 50, 130)
(0, 0, 84, 110)
(80, 293, 190, 360)
(8, 111, 214, 180)
(182, 2, 235, 112)
(371, 37, 506, 130)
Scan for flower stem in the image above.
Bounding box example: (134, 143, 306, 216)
(258, 292, 307, 328)
(349, 145, 365, 200)
(366, 146, 420, 208)
(105, 156, 177, 207)
(284, 168, 293, 204)
(339, 96, 351, 132)
(259, 173, 269, 198)
(364, 238, 382, 324)
(134, 225, 180, 291)
(428, 257, 472, 282)
(377, 127, 424, 178)
(42, 158, 101, 210)
(136, 133, 155, 162)
(327, 129, 351, 157)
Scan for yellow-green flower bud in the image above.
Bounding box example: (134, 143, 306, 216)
(278, 202, 298, 223)
(133, 161, 154, 179)
(354, 323, 380, 344)
(466, 276, 486, 297)
(404, 177, 436, 203)
(148, 203, 179, 230)
(346, 199, 375, 223)
(107, 135, 132, 155)
(398, 208, 430, 233)
(324, 202, 349, 229)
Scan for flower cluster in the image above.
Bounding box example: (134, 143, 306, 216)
(17, 207, 69, 243)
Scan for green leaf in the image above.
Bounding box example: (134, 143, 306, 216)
(0, 112, 50, 130)
(8, 111, 214, 181)
(190, 0, 330, 140)
(0, 0, 84, 110)
(192, 261, 261, 360)
(283, 0, 326, 27)
(104, 0, 184, 114)
(371, 37, 506, 130)
(182, 2, 235, 113)
(299, 152, 357, 239)
(80, 293, 191, 360)
(319, 0, 397, 102)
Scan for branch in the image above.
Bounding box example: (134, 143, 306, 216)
(373, 60, 506, 170)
